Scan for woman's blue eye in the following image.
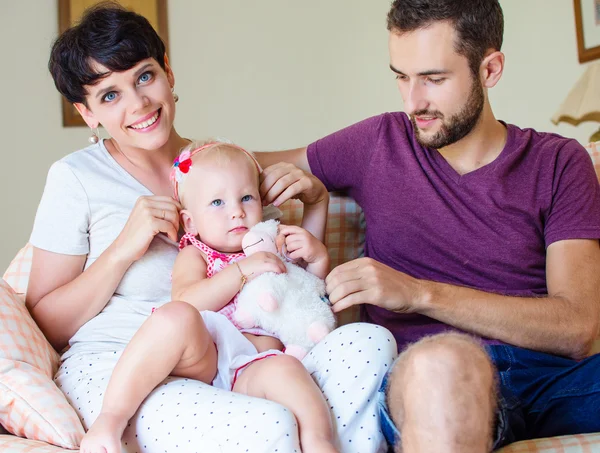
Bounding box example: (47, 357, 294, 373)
(241, 195, 253, 202)
(103, 92, 117, 102)
(138, 72, 152, 83)
(211, 199, 223, 207)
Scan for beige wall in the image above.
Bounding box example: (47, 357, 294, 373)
(0, 0, 597, 270)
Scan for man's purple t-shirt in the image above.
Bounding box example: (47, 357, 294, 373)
(307, 112, 600, 351)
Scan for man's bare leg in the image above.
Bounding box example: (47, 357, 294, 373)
(387, 333, 496, 453)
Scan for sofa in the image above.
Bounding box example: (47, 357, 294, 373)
(1, 143, 600, 452)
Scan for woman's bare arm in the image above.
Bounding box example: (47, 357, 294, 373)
(27, 195, 180, 351)
(26, 245, 132, 351)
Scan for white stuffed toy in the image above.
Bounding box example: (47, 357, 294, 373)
(234, 220, 337, 359)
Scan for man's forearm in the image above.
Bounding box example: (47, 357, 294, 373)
(417, 281, 598, 359)
(301, 197, 329, 242)
(255, 147, 310, 173)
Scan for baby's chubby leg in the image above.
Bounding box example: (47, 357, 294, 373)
(80, 301, 217, 453)
(233, 354, 339, 453)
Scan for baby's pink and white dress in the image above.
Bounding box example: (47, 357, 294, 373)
(178, 233, 281, 389)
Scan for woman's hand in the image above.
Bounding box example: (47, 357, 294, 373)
(238, 252, 286, 280)
(260, 162, 328, 207)
(112, 195, 181, 263)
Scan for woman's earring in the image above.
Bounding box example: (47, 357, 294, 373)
(88, 126, 99, 144)
(172, 88, 179, 103)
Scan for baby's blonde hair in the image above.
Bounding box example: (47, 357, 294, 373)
(170, 139, 261, 206)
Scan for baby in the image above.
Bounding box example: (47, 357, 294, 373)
(80, 141, 337, 453)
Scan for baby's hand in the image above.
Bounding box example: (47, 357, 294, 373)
(278, 225, 329, 265)
(238, 252, 286, 280)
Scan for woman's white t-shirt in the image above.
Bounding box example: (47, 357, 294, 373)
(30, 140, 177, 357)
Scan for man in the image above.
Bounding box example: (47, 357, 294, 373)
(258, 0, 600, 451)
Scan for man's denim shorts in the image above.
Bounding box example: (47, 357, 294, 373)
(379, 344, 600, 450)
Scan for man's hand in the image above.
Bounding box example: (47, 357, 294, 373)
(260, 162, 328, 207)
(325, 257, 426, 313)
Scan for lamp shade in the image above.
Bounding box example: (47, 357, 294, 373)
(552, 61, 600, 126)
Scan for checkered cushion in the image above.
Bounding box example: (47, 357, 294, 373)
(3, 244, 32, 297)
(498, 433, 600, 452)
(278, 193, 365, 268)
(585, 141, 600, 175)
(0, 280, 57, 375)
(279, 193, 364, 325)
(0, 279, 84, 449)
(0, 435, 72, 452)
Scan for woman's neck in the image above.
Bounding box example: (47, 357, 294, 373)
(106, 129, 190, 196)
(109, 130, 189, 171)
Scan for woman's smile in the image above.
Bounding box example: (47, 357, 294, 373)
(128, 108, 161, 131)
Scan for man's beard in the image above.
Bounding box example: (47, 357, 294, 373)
(411, 79, 484, 149)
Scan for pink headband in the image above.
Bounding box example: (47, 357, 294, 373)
(169, 142, 262, 203)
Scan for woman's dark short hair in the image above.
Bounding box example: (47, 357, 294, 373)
(387, 0, 504, 76)
(49, 1, 166, 104)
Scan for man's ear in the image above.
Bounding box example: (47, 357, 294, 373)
(480, 50, 504, 89)
(74, 103, 99, 129)
(180, 209, 197, 235)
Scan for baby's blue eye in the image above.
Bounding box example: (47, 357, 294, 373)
(211, 199, 223, 207)
(241, 195, 253, 202)
(103, 92, 117, 102)
(138, 72, 152, 83)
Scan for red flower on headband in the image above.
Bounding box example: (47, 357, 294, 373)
(173, 150, 192, 174)
(177, 158, 192, 173)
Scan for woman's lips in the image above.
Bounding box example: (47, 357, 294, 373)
(129, 109, 162, 131)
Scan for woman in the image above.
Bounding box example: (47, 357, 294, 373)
(27, 4, 396, 452)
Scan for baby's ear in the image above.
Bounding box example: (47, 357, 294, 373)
(180, 210, 197, 235)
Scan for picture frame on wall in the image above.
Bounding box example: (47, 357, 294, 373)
(574, 0, 600, 63)
(57, 0, 169, 127)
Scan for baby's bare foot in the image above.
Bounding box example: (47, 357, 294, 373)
(80, 412, 127, 453)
